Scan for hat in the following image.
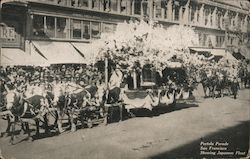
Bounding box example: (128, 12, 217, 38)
(116, 65, 121, 69)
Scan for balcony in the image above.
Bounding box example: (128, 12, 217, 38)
(21, 0, 249, 35)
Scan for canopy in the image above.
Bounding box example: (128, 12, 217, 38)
(210, 49, 225, 56)
(71, 42, 98, 64)
(32, 41, 86, 64)
(232, 52, 245, 60)
(190, 48, 225, 56)
(239, 45, 250, 59)
(190, 47, 237, 61)
(190, 48, 211, 53)
(0, 47, 49, 66)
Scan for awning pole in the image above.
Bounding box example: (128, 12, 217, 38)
(0, 43, 2, 66)
(105, 57, 108, 88)
(0, 2, 2, 66)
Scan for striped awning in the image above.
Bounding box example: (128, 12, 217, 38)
(0, 47, 49, 66)
(32, 41, 86, 64)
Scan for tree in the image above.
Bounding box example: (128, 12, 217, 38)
(92, 20, 200, 71)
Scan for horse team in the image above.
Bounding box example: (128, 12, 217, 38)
(1, 81, 107, 144)
(1, 65, 249, 144)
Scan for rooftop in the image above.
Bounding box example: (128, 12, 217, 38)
(213, 0, 250, 11)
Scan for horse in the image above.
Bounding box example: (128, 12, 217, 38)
(5, 90, 50, 144)
(49, 83, 104, 133)
(200, 69, 218, 98)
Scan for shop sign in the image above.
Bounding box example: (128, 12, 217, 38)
(0, 25, 15, 40)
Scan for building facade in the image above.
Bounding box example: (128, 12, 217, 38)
(0, 0, 250, 65)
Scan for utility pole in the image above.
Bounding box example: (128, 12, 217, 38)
(224, 16, 230, 52)
(0, 1, 2, 66)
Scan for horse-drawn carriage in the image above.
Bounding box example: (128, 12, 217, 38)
(0, 82, 107, 144)
(0, 61, 196, 144)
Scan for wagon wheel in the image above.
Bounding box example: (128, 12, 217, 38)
(87, 118, 93, 128)
(171, 98, 177, 110)
(80, 115, 87, 128)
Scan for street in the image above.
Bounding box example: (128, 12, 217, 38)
(0, 88, 249, 159)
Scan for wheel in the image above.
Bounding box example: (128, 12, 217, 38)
(87, 118, 93, 128)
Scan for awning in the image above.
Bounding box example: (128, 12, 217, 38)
(224, 52, 238, 61)
(210, 49, 225, 56)
(0, 48, 49, 66)
(232, 52, 245, 60)
(190, 48, 225, 56)
(190, 47, 237, 61)
(189, 48, 213, 58)
(190, 48, 212, 53)
(71, 42, 98, 64)
(32, 41, 86, 64)
(239, 45, 250, 59)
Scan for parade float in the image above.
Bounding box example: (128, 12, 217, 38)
(91, 20, 203, 113)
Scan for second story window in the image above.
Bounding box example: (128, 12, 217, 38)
(79, 0, 89, 8)
(92, 0, 100, 10)
(110, 0, 118, 12)
(57, 0, 67, 5)
(142, 64, 155, 83)
(33, 15, 46, 37)
(56, 17, 68, 38)
(46, 16, 55, 38)
(102, 23, 116, 33)
(71, 19, 82, 39)
(91, 22, 101, 38)
(134, 0, 142, 15)
(142, 0, 149, 17)
(120, 0, 130, 14)
(82, 21, 90, 40)
(32, 14, 117, 41)
(173, 1, 180, 21)
(190, 6, 196, 23)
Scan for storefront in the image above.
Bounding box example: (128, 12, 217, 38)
(0, 1, 131, 66)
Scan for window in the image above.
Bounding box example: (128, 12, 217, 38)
(198, 33, 203, 46)
(199, 33, 209, 46)
(204, 8, 209, 26)
(154, 0, 162, 18)
(173, 2, 180, 21)
(110, 0, 118, 12)
(142, 0, 149, 17)
(134, 0, 142, 15)
(120, 0, 127, 14)
(71, 0, 77, 7)
(204, 34, 208, 46)
(79, 0, 89, 7)
(33, 15, 46, 37)
(190, 6, 196, 23)
(82, 21, 90, 39)
(123, 0, 132, 15)
(57, 0, 67, 5)
(91, 22, 101, 38)
(32, 14, 107, 40)
(56, 17, 68, 38)
(71, 19, 81, 39)
(102, 23, 116, 33)
(142, 64, 155, 83)
(46, 16, 55, 38)
(45, 0, 57, 4)
(92, 0, 100, 10)
(217, 12, 222, 28)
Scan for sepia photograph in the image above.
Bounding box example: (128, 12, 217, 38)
(0, 0, 249, 158)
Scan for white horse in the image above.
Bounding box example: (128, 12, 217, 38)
(5, 89, 50, 144)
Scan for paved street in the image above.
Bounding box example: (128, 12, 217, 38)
(0, 89, 249, 159)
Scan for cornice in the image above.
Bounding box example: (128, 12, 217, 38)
(192, 0, 249, 15)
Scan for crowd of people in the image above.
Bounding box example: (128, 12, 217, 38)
(1, 64, 104, 88)
(0, 64, 105, 109)
(0, 60, 249, 108)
